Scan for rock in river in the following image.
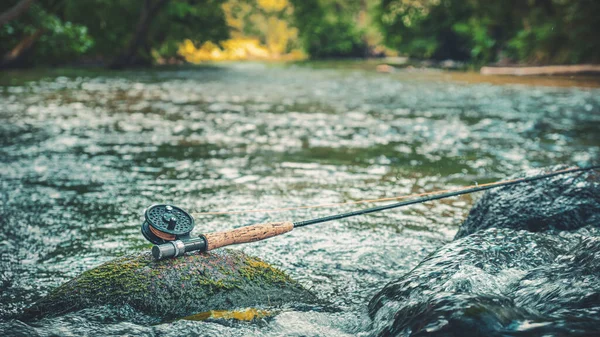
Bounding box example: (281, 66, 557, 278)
(369, 167, 600, 336)
(368, 227, 600, 336)
(455, 166, 600, 239)
(22, 249, 315, 323)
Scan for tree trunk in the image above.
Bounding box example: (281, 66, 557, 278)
(0, 0, 35, 26)
(1, 28, 44, 68)
(109, 0, 169, 69)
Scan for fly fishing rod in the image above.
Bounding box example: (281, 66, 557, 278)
(141, 165, 598, 260)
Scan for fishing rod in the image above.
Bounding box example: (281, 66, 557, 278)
(141, 165, 598, 260)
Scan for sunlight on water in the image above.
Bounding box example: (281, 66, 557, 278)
(0, 63, 599, 336)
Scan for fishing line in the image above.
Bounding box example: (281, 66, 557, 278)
(191, 165, 596, 217)
(294, 165, 597, 227)
(142, 165, 599, 260)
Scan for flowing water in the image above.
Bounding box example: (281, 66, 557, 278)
(0, 62, 599, 336)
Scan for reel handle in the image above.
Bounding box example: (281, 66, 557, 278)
(204, 221, 294, 251)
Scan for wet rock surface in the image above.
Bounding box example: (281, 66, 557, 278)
(369, 167, 600, 337)
(22, 250, 315, 324)
(454, 167, 600, 239)
(368, 227, 600, 337)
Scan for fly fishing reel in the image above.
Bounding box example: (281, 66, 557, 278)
(141, 204, 206, 259)
(141, 204, 195, 244)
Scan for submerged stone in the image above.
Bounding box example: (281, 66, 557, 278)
(22, 249, 315, 323)
(455, 167, 600, 239)
(368, 227, 600, 337)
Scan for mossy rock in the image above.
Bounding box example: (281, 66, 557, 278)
(22, 249, 315, 323)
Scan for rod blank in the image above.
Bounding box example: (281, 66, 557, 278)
(293, 165, 599, 227)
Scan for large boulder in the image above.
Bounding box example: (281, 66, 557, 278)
(454, 167, 600, 239)
(22, 249, 315, 323)
(368, 166, 600, 336)
(368, 227, 600, 337)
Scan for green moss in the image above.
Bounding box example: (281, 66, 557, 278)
(46, 252, 292, 303)
(75, 256, 151, 295)
(25, 250, 311, 322)
(196, 278, 237, 292)
(239, 256, 294, 285)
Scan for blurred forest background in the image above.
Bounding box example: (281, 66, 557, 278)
(1, 0, 599, 69)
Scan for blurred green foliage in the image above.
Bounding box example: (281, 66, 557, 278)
(375, 0, 471, 60)
(375, 0, 600, 65)
(1, 0, 227, 67)
(290, 0, 368, 58)
(1, 1, 93, 66)
(1, 0, 599, 67)
(65, 0, 227, 64)
(222, 0, 301, 56)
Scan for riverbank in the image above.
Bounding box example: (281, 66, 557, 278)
(3, 60, 600, 89)
(481, 64, 600, 76)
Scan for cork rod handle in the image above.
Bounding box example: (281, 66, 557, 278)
(203, 221, 294, 251)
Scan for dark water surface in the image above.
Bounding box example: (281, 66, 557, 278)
(1, 63, 599, 336)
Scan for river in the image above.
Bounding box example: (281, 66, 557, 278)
(1, 62, 599, 336)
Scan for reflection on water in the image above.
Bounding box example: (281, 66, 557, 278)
(0, 62, 599, 336)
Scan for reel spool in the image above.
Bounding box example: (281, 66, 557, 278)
(141, 204, 195, 244)
(141, 204, 207, 260)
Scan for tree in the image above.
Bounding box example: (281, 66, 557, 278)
(0, 0, 228, 68)
(374, 0, 600, 65)
(110, 0, 170, 68)
(63, 0, 228, 68)
(222, 0, 300, 57)
(1, 0, 92, 68)
(0, 0, 35, 26)
(374, 0, 471, 61)
(290, 0, 368, 58)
